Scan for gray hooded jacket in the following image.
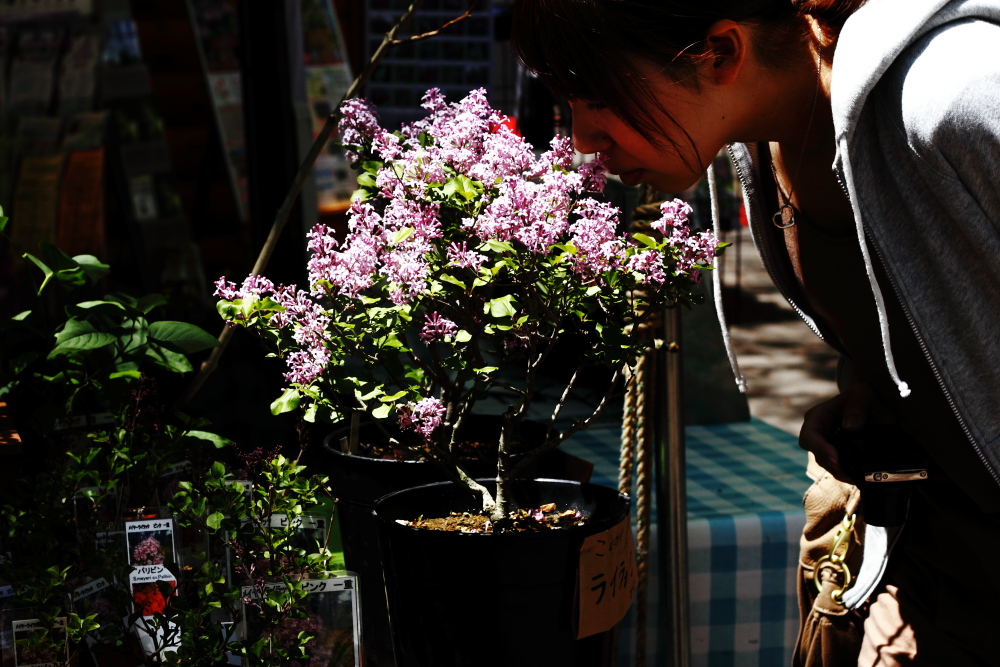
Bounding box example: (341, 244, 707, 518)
(722, 0, 1000, 486)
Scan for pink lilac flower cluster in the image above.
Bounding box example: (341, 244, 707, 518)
(325, 88, 617, 299)
(132, 534, 164, 565)
(212, 278, 331, 385)
(649, 200, 719, 280)
(419, 312, 458, 343)
(397, 397, 446, 441)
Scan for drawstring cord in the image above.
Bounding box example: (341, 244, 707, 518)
(707, 164, 747, 394)
(837, 139, 911, 398)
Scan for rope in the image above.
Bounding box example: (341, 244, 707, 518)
(633, 348, 653, 667)
(619, 363, 638, 497)
(625, 186, 660, 666)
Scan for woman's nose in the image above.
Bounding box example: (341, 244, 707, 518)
(570, 106, 613, 155)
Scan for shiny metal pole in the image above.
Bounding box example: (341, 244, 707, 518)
(656, 306, 690, 667)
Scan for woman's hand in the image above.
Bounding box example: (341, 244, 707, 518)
(799, 380, 875, 483)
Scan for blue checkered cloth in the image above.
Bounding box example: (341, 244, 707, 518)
(561, 419, 811, 667)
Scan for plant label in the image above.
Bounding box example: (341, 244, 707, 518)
(71, 577, 110, 602)
(220, 621, 242, 666)
(133, 617, 180, 661)
(268, 515, 331, 553)
(10, 618, 67, 667)
(72, 578, 116, 647)
(129, 566, 178, 619)
(575, 517, 637, 639)
(239, 574, 360, 667)
(125, 519, 176, 568)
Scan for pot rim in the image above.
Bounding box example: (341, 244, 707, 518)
(322, 431, 433, 465)
(371, 477, 629, 540)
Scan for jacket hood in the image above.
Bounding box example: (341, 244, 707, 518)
(833, 0, 1000, 146)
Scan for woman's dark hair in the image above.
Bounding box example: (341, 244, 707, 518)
(511, 0, 867, 154)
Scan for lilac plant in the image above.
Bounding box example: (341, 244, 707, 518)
(216, 88, 723, 520)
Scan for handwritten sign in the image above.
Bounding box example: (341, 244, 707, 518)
(576, 517, 637, 639)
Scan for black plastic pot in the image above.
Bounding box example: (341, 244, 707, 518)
(373, 478, 629, 667)
(308, 416, 569, 667)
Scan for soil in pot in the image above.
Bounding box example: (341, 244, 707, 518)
(373, 478, 629, 667)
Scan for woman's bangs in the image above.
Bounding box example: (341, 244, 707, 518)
(511, 0, 609, 102)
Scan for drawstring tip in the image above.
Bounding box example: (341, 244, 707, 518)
(897, 382, 911, 398)
(736, 377, 747, 394)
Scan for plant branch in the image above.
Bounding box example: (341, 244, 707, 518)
(390, 0, 480, 44)
(174, 0, 431, 412)
(546, 366, 580, 438)
(508, 365, 625, 478)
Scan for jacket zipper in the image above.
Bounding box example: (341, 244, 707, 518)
(725, 145, 827, 342)
(830, 166, 1000, 487)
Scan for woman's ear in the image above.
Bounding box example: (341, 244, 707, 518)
(703, 20, 748, 86)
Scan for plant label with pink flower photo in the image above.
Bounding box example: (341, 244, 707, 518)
(125, 519, 176, 568)
(11, 618, 67, 667)
(575, 517, 638, 639)
(240, 574, 360, 667)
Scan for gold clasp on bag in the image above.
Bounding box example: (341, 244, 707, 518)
(813, 513, 856, 604)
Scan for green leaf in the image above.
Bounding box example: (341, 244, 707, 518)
(9, 351, 38, 375)
(73, 255, 110, 284)
(390, 227, 414, 244)
(438, 273, 465, 289)
(67, 300, 128, 319)
(0, 213, 7, 235)
(486, 295, 517, 318)
(371, 403, 392, 420)
(49, 320, 115, 357)
(148, 321, 220, 353)
(109, 370, 142, 380)
(485, 240, 515, 254)
(145, 342, 193, 374)
(551, 243, 578, 254)
(632, 233, 658, 248)
(39, 243, 89, 290)
(455, 330, 472, 343)
(456, 174, 480, 200)
(185, 430, 232, 449)
(351, 188, 371, 203)
(380, 390, 408, 402)
(22, 253, 54, 295)
(356, 172, 377, 187)
(73, 300, 125, 311)
(270, 388, 301, 415)
(474, 366, 498, 375)
(0, 310, 33, 331)
(137, 293, 169, 314)
(205, 512, 224, 530)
